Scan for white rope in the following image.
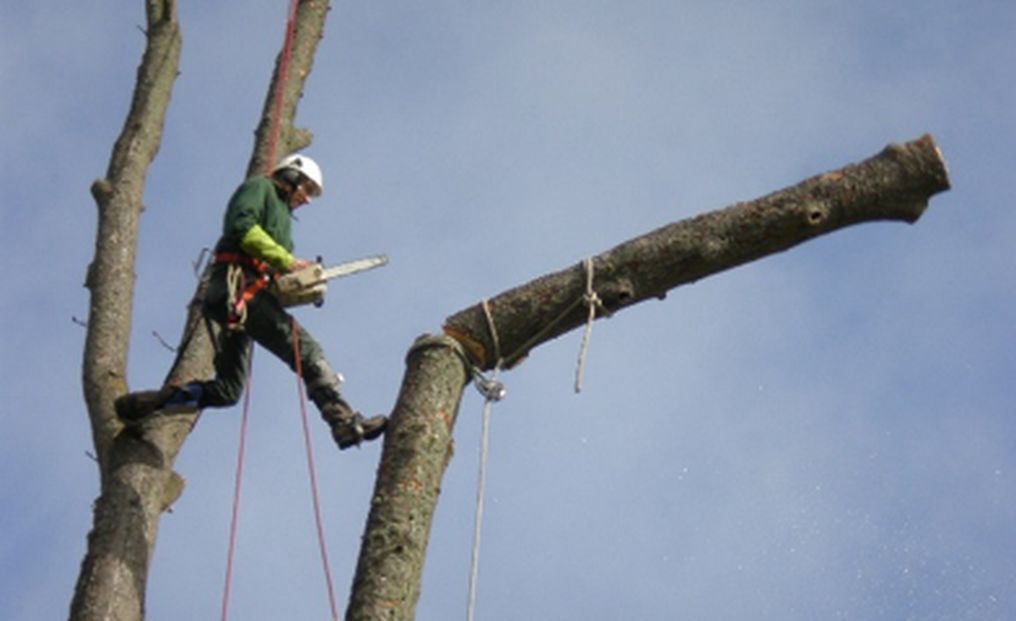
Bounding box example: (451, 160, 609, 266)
(575, 257, 605, 393)
(466, 367, 498, 621)
(466, 300, 504, 621)
(226, 263, 247, 328)
(466, 259, 605, 617)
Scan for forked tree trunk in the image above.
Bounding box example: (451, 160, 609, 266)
(72, 2, 329, 620)
(75, 3, 181, 618)
(345, 135, 950, 620)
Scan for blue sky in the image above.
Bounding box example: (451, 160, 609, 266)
(2, 1, 1014, 619)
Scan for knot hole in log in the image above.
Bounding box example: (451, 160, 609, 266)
(805, 201, 830, 227)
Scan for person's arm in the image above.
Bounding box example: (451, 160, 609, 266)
(240, 224, 295, 271)
(223, 178, 296, 271)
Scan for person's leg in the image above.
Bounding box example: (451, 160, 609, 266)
(113, 323, 252, 421)
(243, 292, 386, 448)
(195, 328, 252, 408)
(114, 265, 250, 421)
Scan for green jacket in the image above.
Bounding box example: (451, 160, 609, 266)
(215, 176, 295, 271)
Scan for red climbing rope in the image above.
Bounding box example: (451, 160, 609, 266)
(292, 317, 341, 620)
(277, 10, 341, 614)
(220, 2, 342, 620)
(219, 349, 255, 621)
(265, 0, 300, 174)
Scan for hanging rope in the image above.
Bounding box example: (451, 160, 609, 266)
(464, 261, 606, 619)
(292, 317, 341, 621)
(466, 381, 496, 621)
(265, 0, 300, 173)
(574, 257, 606, 393)
(487, 258, 609, 377)
(219, 348, 255, 621)
(271, 8, 341, 615)
(273, 4, 339, 600)
(220, 3, 316, 620)
(466, 301, 506, 621)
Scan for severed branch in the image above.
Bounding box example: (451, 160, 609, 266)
(446, 134, 949, 369)
(345, 134, 950, 620)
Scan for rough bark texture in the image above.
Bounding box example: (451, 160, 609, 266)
(445, 135, 949, 371)
(347, 336, 470, 620)
(346, 135, 950, 620)
(71, 2, 330, 620)
(74, 3, 181, 620)
(81, 0, 181, 475)
(246, 0, 327, 176)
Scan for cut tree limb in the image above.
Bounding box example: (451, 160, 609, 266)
(445, 134, 949, 370)
(346, 134, 949, 620)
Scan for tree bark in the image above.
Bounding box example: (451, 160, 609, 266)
(74, 3, 181, 620)
(71, 2, 330, 620)
(81, 0, 181, 476)
(445, 135, 949, 370)
(346, 135, 950, 620)
(346, 335, 470, 619)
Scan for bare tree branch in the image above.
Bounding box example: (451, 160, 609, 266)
(81, 0, 180, 473)
(73, 2, 181, 618)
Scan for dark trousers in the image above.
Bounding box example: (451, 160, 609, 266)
(198, 264, 336, 408)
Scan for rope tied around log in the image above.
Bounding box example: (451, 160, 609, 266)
(411, 258, 611, 621)
(461, 257, 610, 392)
(575, 257, 607, 393)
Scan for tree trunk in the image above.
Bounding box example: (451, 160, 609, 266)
(71, 2, 330, 620)
(74, 3, 181, 619)
(345, 135, 950, 620)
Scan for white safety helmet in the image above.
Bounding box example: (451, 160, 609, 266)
(273, 153, 323, 197)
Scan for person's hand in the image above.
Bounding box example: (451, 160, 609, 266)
(288, 258, 315, 272)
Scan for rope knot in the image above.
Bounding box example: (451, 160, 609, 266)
(575, 257, 606, 392)
(583, 290, 601, 307)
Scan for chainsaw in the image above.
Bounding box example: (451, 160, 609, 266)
(270, 254, 388, 308)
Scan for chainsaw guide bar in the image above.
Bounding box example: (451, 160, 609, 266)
(271, 254, 389, 308)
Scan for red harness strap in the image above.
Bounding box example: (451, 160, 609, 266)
(215, 252, 270, 273)
(215, 252, 272, 327)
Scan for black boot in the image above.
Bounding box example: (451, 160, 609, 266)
(115, 383, 202, 423)
(326, 406, 388, 449)
(115, 386, 176, 422)
(310, 388, 387, 450)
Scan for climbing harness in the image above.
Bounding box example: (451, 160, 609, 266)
(216, 252, 271, 329)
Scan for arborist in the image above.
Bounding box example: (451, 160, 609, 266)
(115, 154, 387, 449)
